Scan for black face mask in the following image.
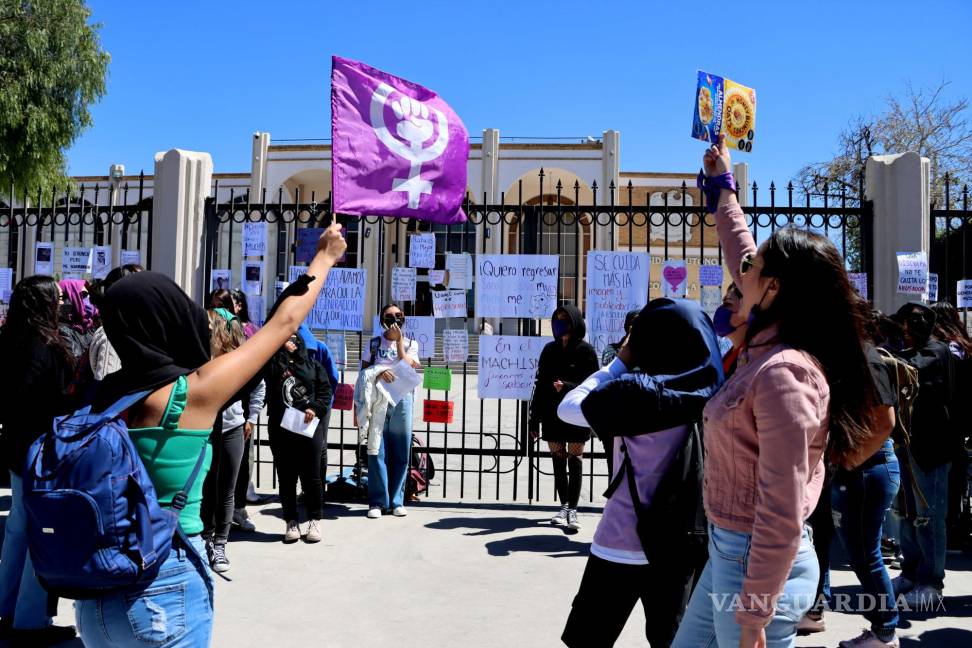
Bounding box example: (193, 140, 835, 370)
(382, 314, 405, 329)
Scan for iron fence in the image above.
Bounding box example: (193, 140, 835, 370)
(930, 174, 971, 315)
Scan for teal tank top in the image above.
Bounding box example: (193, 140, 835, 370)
(128, 376, 212, 534)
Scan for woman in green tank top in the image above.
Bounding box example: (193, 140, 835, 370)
(75, 224, 347, 648)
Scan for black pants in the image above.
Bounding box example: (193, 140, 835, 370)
(562, 538, 707, 648)
(268, 420, 324, 522)
(807, 475, 834, 615)
(234, 435, 252, 508)
(201, 425, 246, 544)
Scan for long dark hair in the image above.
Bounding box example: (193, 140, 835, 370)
(932, 301, 972, 356)
(88, 264, 144, 310)
(0, 275, 72, 363)
(232, 290, 251, 324)
(752, 227, 876, 462)
(208, 289, 235, 311)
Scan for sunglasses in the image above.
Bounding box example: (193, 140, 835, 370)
(740, 253, 763, 276)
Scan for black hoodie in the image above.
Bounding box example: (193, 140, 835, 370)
(528, 305, 599, 443)
(265, 335, 332, 425)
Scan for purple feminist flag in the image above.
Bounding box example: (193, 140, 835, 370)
(331, 56, 469, 225)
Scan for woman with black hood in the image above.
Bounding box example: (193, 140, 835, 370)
(264, 332, 331, 544)
(558, 298, 724, 648)
(529, 305, 599, 531)
(73, 224, 345, 647)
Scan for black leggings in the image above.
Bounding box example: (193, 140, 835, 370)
(201, 425, 246, 544)
(268, 421, 325, 522)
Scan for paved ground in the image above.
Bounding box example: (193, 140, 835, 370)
(14, 492, 966, 647)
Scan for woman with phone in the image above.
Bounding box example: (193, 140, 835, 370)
(360, 303, 422, 519)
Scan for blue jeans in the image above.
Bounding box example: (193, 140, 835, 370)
(672, 524, 818, 648)
(831, 440, 900, 634)
(75, 535, 214, 647)
(0, 472, 53, 629)
(368, 394, 413, 510)
(895, 457, 950, 590)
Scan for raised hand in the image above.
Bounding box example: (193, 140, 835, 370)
(392, 96, 434, 149)
(317, 222, 347, 263)
(703, 134, 732, 177)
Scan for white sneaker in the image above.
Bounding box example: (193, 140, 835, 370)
(283, 520, 300, 543)
(890, 575, 915, 595)
(567, 509, 581, 531)
(551, 505, 570, 526)
(392, 506, 407, 517)
(902, 585, 943, 611)
(367, 507, 382, 519)
(839, 629, 899, 647)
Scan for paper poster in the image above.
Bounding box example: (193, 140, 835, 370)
(243, 262, 263, 295)
(62, 247, 93, 277)
(429, 269, 446, 285)
(585, 252, 650, 357)
(408, 233, 436, 269)
(475, 254, 559, 319)
(0, 268, 12, 303)
(295, 228, 324, 263)
(34, 242, 54, 275)
(332, 384, 354, 410)
(431, 289, 467, 318)
(446, 252, 473, 289)
(957, 279, 972, 309)
(478, 335, 545, 400)
(281, 406, 318, 437)
(423, 367, 453, 391)
(443, 328, 469, 363)
(422, 399, 454, 424)
(691, 70, 756, 153)
(848, 272, 868, 300)
(896, 252, 928, 295)
(247, 295, 265, 326)
(211, 269, 232, 291)
(927, 273, 939, 302)
(661, 259, 688, 298)
(375, 360, 423, 406)
(120, 249, 141, 267)
(323, 331, 347, 367)
(699, 264, 724, 287)
(700, 285, 722, 314)
(243, 222, 267, 258)
(92, 246, 112, 280)
(290, 266, 367, 331)
(371, 314, 435, 358)
(391, 266, 417, 302)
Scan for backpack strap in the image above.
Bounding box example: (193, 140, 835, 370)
(159, 376, 189, 431)
(170, 439, 208, 512)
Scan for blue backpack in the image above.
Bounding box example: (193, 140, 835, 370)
(22, 390, 208, 599)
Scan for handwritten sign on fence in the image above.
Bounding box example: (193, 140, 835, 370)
(431, 289, 467, 318)
(332, 384, 354, 410)
(392, 266, 417, 302)
(897, 252, 928, 295)
(475, 255, 559, 319)
(585, 252, 649, 358)
(423, 367, 453, 391)
(423, 399, 455, 424)
(478, 335, 545, 400)
(958, 279, 972, 309)
(443, 329, 469, 363)
(289, 266, 366, 331)
(243, 222, 267, 257)
(62, 247, 93, 276)
(409, 233, 436, 269)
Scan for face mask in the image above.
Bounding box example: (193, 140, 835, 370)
(745, 284, 774, 329)
(712, 306, 738, 337)
(382, 314, 405, 329)
(551, 319, 570, 338)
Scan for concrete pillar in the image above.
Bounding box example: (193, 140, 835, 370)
(733, 162, 749, 207)
(360, 219, 381, 334)
(481, 128, 502, 254)
(250, 132, 270, 199)
(152, 149, 213, 302)
(597, 130, 620, 251)
(865, 152, 931, 315)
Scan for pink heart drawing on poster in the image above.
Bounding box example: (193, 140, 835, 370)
(663, 265, 688, 292)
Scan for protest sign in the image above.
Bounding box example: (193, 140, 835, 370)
(443, 329, 469, 363)
(662, 259, 688, 298)
(296, 227, 346, 264)
(700, 285, 722, 314)
(431, 289, 467, 318)
(243, 262, 263, 294)
(585, 251, 649, 357)
(957, 280, 972, 309)
(691, 71, 756, 153)
(332, 384, 354, 410)
(370, 314, 435, 359)
(848, 272, 868, 300)
(290, 266, 367, 331)
(478, 335, 545, 400)
(429, 269, 446, 285)
(243, 222, 267, 257)
(34, 242, 54, 275)
(391, 266, 417, 302)
(446, 252, 472, 289)
(211, 269, 232, 291)
(422, 400, 455, 424)
(475, 255, 559, 319)
(0, 268, 12, 303)
(247, 295, 265, 326)
(62, 247, 93, 276)
(897, 252, 928, 295)
(92, 246, 112, 279)
(120, 249, 141, 267)
(927, 273, 939, 302)
(423, 367, 452, 391)
(324, 332, 347, 367)
(408, 233, 436, 269)
(699, 264, 724, 287)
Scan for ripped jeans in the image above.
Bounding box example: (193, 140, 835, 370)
(894, 457, 950, 591)
(75, 535, 214, 647)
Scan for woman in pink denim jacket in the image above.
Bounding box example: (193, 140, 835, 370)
(673, 136, 880, 648)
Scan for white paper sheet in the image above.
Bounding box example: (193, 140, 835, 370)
(280, 406, 318, 437)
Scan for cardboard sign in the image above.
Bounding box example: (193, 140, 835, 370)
(896, 252, 928, 295)
(478, 335, 545, 400)
(431, 289, 467, 318)
(423, 366, 453, 391)
(848, 272, 868, 300)
(423, 399, 454, 424)
(691, 70, 757, 153)
(475, 254, 559, 319)
(242, 222, 267, 257)
(661, 259, 688, 298)
(295, 228, 325, 263)
(62, 247, 93, 276)
(392, 266, 417, 302)
(34, 242, 54, 275)
(698, 264, 724, 287)
(332, 383, 354, 410)
(408, 232, 436, 269)
(443, 329, 469, 363)
(290, 266, 367, 331)
(957, 279, 972, 309)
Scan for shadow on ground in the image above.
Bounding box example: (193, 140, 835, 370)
(900, 627, 972, 646)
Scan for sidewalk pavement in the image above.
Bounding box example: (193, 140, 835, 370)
(23, 495, 972, 647)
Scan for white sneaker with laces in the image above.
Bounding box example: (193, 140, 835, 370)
(838, 629, 899, 647)
(283, 520, 300, 543)
(902, 585, 943, 611)
(890, 575, 915, 595)
(551, 505, 570, 526)
(392, 506, 408, 517)
(367, 507, 382, 519)
(567, 509, 581, 531)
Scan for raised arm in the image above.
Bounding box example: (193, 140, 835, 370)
(704, 135, 754, 288)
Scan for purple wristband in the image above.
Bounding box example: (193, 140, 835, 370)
(697, 170, 736, 213)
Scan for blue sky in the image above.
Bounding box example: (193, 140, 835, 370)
(69, 0, 972, 191)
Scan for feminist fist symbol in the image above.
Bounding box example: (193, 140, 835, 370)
(392, 97, 434, 151)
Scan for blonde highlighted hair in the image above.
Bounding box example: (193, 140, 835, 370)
(208, 309, 245, 357)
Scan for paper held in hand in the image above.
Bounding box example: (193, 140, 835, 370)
(376, 360, 423, 406)
(281, 406, 319, 438)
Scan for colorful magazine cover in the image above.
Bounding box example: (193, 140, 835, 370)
(691, 71, 756, 153)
